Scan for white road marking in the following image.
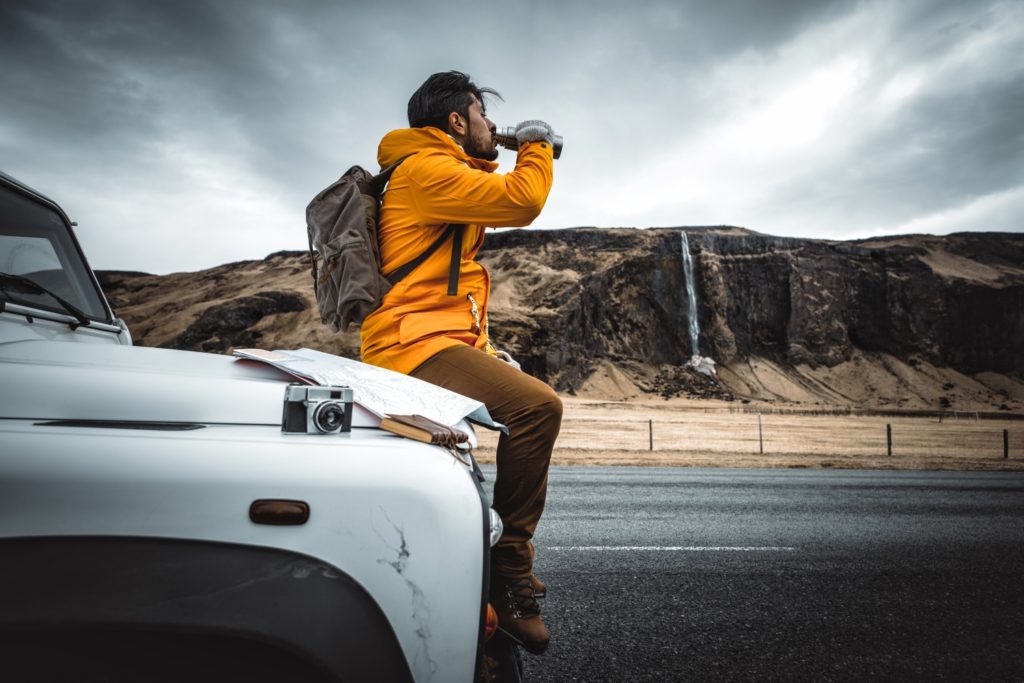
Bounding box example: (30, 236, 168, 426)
(546, 546, 798, 551)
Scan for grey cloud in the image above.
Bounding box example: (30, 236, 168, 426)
(0, 3, 162, 165)
(657, 0, 853, 56)
(764, 8, 1024, 231)
(1, 0, 1020, 271)
(860, 78, 1023, 221)
(3, 1, 337, 201)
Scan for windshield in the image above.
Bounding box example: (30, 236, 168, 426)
(0, 185, 109, 321)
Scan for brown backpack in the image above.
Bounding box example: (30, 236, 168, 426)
(305, 159, 463, 333)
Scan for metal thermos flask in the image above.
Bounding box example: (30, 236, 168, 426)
(494, 126, 563, 159)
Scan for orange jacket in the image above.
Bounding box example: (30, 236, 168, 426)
(359, 126, 554, 374)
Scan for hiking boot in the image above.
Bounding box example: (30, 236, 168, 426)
(531, 573, 547, 599)
(491, 576, 549, 654)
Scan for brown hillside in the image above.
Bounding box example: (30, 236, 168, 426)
(97, 228, 1024, 415)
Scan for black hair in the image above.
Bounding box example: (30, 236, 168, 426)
(407, 71, 502, 132)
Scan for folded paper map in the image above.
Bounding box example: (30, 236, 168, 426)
(233, 347, 505, 433)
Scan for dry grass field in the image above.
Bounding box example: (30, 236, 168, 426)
(472, 397, 1024, 471)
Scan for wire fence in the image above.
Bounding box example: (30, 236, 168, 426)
(475, 405, 1023, 465)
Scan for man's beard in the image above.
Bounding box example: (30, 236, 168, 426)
(463, 117, 499, 161)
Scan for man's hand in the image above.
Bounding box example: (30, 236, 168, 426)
(495, 349, 522, 371)
(515, 120, 555, 147)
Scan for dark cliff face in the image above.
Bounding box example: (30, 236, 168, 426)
(98, 227, 1023, 406)
(695, 231, 1024, 374)
(479, 229, 699, 389)
(478, 228, 1024, 390)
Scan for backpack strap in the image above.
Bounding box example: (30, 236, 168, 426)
(386, 223, 465, 291)
(447, 226, 463, 296)
(362, 158, 407, 195)
(308, 231, 319, 290)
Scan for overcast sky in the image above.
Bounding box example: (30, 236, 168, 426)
(3, 0, 1022, 273)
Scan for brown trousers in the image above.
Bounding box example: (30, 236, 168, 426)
(411, 344, 562, 578)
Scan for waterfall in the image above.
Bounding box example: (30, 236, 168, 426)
(680, 231, 700, 356)
(680, 231, 716, 377)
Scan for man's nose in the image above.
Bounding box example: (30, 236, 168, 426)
(486, 118, 496, 133)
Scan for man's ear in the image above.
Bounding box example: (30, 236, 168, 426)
(448, 111, 465, 137)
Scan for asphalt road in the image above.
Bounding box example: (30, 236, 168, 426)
(480, 466, 1024, 682)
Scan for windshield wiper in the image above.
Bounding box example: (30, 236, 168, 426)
(0, 271, 92, 329)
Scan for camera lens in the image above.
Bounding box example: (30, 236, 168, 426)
(313, 401, 346, 433)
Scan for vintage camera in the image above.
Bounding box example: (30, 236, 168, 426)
(494, 126, 563, 159)
(282, 384, 353, 434)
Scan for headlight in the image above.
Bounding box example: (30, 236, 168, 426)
(488, 508, 503, 547)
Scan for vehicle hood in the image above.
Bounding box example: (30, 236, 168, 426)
(0, 340, 301, 424)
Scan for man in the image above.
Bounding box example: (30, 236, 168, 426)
(360, 71, 560, 654)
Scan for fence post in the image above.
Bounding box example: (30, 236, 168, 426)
(887, 423, 893, 457)
(1005, 429, 1010, 459)
(649, 419, 653, 452)
(758, 413, 764, 454)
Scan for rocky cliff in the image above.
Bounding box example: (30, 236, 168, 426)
(97, 227, 1024, 412)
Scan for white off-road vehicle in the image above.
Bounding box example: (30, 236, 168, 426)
(0, 171, 506, 682)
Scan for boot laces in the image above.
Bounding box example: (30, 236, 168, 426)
(503, 576, 540, 618)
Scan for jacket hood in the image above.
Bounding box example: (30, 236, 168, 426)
(378, 127, 498, 173)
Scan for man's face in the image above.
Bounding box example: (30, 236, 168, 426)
(457, 96, 498, 162)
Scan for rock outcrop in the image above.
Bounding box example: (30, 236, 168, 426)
(165, 290, 307, 352)
(478, 228, 1023, 376)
